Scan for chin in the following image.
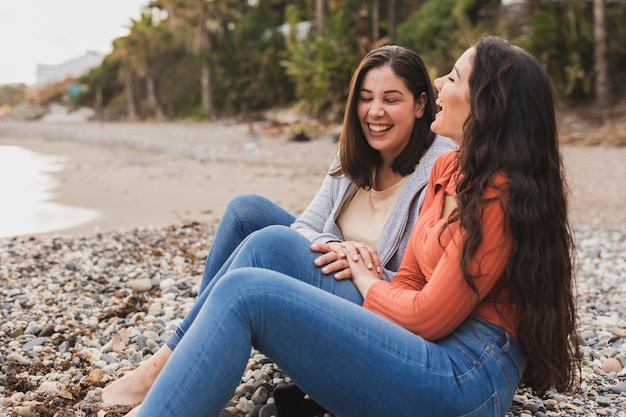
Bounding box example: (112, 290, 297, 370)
(431, 126, 444, 138)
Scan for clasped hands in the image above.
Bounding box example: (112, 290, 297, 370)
(311, 240, 383, 280)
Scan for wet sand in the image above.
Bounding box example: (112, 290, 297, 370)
(0, 120, 339, 237)
(0, 119, 624, 239)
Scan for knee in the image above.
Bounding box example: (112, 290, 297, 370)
(215, 267, 281, 299)
(247, 224, 300, 247)
(223, 194, 266, 223)
(226, 194, 265, 215)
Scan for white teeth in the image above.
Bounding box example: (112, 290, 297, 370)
(369, 124, 392, 132)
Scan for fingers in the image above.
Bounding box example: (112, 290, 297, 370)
(311, 240, 382, 278)
(310, 242, 333, 254)
(312, 242, 345, 269)
(332, 267, 353, 280)
(341, 241, 382, 274)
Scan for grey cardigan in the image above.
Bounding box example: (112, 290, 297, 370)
(291, 135, 457, 281)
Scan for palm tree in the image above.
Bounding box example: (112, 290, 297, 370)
(125, 11, 174, 120)
(152, 0, 243, 118)
(110, 36, 139, 121)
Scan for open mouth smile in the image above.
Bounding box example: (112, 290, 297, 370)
(368, 123, 392, 133)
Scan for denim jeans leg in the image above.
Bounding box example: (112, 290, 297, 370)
(200, 194, 296, 293)
(166, 195, 295, 350)
(227, 225, 364, 304)
(141, 269, 524, 417)
(166, 224, 362, 350)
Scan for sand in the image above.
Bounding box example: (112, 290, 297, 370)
(0, 119, 624, 239)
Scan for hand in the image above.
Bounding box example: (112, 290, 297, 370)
(311, 241, 382, 280)
(345, 248, 382, 296)
(311, 241, 349, 278)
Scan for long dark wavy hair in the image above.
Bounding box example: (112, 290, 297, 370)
(332, 45, 436, 188)
(455, 36, 580, 393)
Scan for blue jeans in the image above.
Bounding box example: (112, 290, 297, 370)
(138, 269, 525, 417)
(166, 194, 363, 350)
(199, 194, 296, 294)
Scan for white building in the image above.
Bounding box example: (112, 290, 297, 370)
(34, 51, 104, 87)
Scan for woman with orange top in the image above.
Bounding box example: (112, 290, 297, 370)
(131, 35, 580, 417)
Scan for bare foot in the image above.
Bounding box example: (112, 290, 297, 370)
(125, 404, 141, 417)
(102, 345, 172, 405)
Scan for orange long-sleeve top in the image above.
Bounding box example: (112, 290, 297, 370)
(363, 151, 520, 341)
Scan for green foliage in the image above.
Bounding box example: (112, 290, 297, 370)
(211, 1, 294, 116)
(157, 52, 202, 118)
(75, 56, 123, 111)
(280, 3, 361, 121)
(75, 0, 626, 120)
(396, 0, 499, 80)
(523, 0, 594, 100)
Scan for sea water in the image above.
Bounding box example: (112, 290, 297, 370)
(0, 145, 99, 238)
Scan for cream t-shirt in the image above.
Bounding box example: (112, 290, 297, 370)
(337, 175, 409, 248)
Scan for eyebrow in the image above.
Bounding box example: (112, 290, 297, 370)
(360, 88, 405, 95)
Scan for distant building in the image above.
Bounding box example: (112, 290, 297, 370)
(34, 51, 104, 87)
(26, 51, 104, 106)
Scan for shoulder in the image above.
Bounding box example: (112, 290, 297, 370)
(328, 153, 341, 171)
(421, 135, 457, 167)
(410, 136, 457, 185)
(432, 150, 458, 178)
(423, 151, 459, 197)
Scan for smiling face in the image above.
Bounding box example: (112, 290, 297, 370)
(357, 65, 426, 163)
(431, 47, 475, 144)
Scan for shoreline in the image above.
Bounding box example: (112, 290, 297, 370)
(0, 120, 339, 238)
(0, 119, 625, 239)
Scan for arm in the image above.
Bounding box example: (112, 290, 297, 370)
(292, 156, 383, 277)
(361, 182, 511, 341)
(290, 155, 348, 245)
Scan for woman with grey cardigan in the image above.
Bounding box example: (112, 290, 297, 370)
(103, 45, 456, 408)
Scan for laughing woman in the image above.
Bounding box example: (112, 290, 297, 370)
(102, 45, 455, 407)
(129, 35, 580, 417)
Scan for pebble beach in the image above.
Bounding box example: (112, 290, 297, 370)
(1, 118, 626, 416)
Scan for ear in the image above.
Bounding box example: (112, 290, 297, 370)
(414, 92, 427, 119)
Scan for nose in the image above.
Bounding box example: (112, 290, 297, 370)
(433, 76, 443, 92)
(368, 100, 385, 117)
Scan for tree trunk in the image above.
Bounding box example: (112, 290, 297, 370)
(388, 0, 396, 42)
(146, 76, 166, 120)
(315, 0, 324, 36)
(371, 0, 379, 43)
(593, 0, 610, 107)
(201, 62, 214, 119)
(124, 65, 138, 121)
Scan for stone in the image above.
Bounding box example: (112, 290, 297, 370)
(602, 357, 622, 373)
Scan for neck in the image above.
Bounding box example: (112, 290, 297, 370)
(374, 163, 404, 191)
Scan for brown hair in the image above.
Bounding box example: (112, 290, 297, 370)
(333, 45, 435, 188)
(456, 35, 580, 394)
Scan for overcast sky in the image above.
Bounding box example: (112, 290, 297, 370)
(0, 0, 149, 85)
